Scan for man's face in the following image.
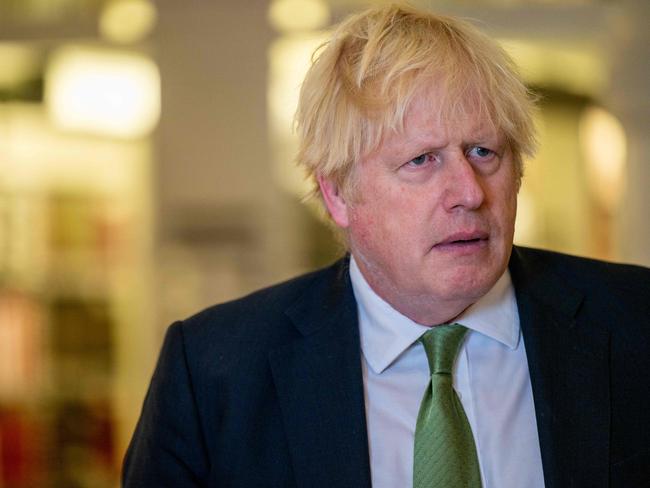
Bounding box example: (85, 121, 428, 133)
(320, 92, 519, 325)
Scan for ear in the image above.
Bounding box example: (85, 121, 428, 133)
(317, 175, 350, 228)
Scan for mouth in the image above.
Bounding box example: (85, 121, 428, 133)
(433, 231, 489, 251)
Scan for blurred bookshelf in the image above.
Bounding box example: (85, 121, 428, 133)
(0, 103, 153, 487)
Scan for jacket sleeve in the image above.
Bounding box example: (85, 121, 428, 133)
(122, 321, 210, 487)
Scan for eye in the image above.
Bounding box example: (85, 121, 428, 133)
(405, 153, 435, 168)
(467, 146, 495, 159)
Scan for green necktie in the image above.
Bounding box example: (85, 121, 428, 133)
(413, 323, 482, 488)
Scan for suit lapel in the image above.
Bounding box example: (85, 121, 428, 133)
(268, 260, 371, 488)
(510, 247, 610, 488)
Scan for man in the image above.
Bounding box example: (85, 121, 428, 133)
(123, 4, 650, 488)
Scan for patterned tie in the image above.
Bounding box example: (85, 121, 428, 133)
(413, 323, 482, 488)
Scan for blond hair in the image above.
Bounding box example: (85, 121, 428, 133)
(295, 3, 537, 201)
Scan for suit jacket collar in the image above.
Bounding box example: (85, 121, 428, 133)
(268, 257, 372, 488)
(510, 246, 610, 488)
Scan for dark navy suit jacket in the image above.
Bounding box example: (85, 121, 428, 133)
(123, 246, 650, 487)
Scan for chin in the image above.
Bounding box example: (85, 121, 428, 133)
(440, 267, 502, 301)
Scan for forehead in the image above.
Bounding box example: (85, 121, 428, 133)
(405, 87, 497, 133)
(371, 90, 501, 157)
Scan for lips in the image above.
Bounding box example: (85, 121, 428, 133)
(434, 231, 489, 249)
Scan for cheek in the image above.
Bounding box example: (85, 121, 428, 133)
(488, 172, 519, 225)
(348, 201, 400, 251)
(506, 181, 519, 220)
(349, 177, 434, 248)
(348, 205, 378, 248)
(350, 216, 374, 245)
(499, 186, 517, 217)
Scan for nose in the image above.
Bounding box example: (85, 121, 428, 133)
(442, 154, 486, 211)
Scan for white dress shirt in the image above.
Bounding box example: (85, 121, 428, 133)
(349, 256, 546, 488)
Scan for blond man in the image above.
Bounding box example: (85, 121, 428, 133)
(124, 5, 650, 487)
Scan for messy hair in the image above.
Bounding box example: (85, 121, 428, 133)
(295, 3, 537, 201)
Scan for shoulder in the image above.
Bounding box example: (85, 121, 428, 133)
(511, 246, 650, 321)
(512, 246, 650, 289)
(172, 256, 351, 348)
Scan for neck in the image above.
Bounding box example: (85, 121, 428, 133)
(351, 256, 479, 327)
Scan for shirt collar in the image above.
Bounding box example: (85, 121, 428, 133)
(350, 255, 520, 375)
(455, 268, 520, 351)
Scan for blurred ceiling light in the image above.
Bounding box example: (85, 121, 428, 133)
(45, 46, 160, 139)
(579, 106, 627, 212)
(268, 34, 328, 197)
(100, 0, 157, 44)
(501, 39, 605, 97)
(0, 44, 41, 87)
(269, 0, 330, 33)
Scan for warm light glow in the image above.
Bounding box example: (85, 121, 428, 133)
(269, 0, 330, 33)
(45, 46, 160, 139)
(0, 43, 41, 87)
(0, 103, 145, 193)
(579, 106, 627, 212)
(268, 34, 328, 196)
(100, 0, 157, 44)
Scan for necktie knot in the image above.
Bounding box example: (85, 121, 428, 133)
(419, 323, 468, 376)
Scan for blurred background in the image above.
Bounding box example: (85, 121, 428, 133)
(0, 0, 648, 486)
